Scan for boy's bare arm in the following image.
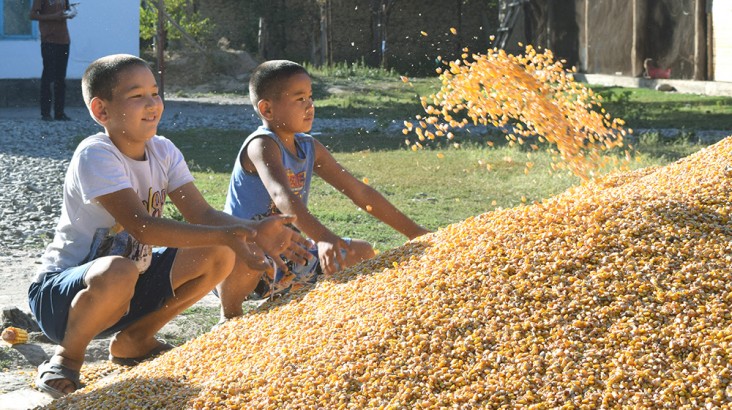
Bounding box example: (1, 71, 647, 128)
(313, 141, 430, 240)
(169, 182, 311, 269)
(96, 187, 257, 251)
(247, 137, 342, 246)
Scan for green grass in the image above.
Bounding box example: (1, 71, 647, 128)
(293, 63, 732, 132)
(269, 78, 732, 133)
(265, 61, 436, 121)
(590, 86, 732, 130)
(165, 125, 705, 252)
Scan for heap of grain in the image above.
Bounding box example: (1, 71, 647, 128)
(50, 137, 732, 408)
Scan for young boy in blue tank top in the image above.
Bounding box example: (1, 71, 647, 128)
(218, 60, 430, 319)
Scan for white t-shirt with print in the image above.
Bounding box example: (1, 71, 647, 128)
(36, 132, 194, 281)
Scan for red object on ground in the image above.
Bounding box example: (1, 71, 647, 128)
(647, 66, 671, 79)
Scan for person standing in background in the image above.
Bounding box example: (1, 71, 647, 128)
(29, 0, 75, 121)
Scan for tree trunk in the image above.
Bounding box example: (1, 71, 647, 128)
(157, 0, 166, 100)
(319, 0, 332, 66)
(368, 0, 398, 68)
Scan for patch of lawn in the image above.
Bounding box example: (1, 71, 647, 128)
(165, 127, 709, 252)
(592, 85, 732, 130)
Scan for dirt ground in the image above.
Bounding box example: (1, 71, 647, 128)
(149, 45, 259, 95)
(0, 245, 223, 409)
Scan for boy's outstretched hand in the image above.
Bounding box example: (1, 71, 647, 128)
(224, 225, 271, 273)
(251, 215, 313, 273)
(317, 236, 352, 276)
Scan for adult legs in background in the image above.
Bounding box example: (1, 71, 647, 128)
(40, 43, 70, 120)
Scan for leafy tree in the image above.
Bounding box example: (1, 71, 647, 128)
(140, 0, 215, 47)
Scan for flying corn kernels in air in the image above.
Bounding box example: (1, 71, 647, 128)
(403, 43, 630, 180)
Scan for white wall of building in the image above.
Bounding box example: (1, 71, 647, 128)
(713, 1, 732, 82)
(1, 1, 139, 79)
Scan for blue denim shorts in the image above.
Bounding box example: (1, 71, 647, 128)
(28, 247, 177, 344)
(260, 238, 351, 298)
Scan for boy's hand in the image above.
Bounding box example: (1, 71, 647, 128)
(317, 237, 350, 276)
(226, 225, 273, 272)
(252, 215, 313, 272)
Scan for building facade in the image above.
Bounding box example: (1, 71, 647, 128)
(0, 0, 139, 106)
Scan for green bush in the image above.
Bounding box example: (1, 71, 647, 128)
(140, 0, 215, 46)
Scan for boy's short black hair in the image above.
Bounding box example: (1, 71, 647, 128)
(249, 60, 309, 109)
(82, 54, 152, 107)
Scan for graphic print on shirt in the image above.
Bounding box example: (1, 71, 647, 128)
(264, 167, 307, 217)
(84, 188, 167, 273)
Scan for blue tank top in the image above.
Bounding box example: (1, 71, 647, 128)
(224, 126, 316, 220)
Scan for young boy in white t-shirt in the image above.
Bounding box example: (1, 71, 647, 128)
(29, 54, 310, 399)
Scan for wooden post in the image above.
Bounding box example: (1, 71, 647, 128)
(258, 17, 266, 59)
(546, 0, 553, 51)
(582, 0, 588, 72)
(630, 0, 637, 76)
(707, 1, 714, 80)
(156, 0, 165, 100)
(693, 0, 706, 80)
(319, 0, 331, 67)
(630, 0, 645, 77)
(325, 0, 333, 66)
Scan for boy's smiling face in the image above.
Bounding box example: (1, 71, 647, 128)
(92, 64, 163, 152)
(264, 72, 314, 137)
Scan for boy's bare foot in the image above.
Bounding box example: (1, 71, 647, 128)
(108, 332, 171, 362)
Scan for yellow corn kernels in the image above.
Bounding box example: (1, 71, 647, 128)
(1, 327, 28, 345)
(404, 44, 630, 181)
(46, 136, 732, 408)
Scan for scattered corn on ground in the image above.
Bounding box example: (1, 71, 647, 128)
(47, 137, 732, 408)
(404, 42, 629, 180)
(1, 327, 28, 345)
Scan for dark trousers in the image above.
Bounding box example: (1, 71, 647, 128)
(40, 42, 70, 118)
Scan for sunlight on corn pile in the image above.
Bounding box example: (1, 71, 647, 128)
(404, 38, 630, 180)
(79, 361, 127, 386)
(48, 138, 732, 408)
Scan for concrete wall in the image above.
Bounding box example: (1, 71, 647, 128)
(713, 1, 732, 82)
(0, 0, 139, 80)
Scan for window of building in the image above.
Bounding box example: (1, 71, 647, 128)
(2, 0, 35, 38)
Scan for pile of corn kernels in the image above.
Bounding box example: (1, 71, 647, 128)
(404, 43, 630, 180)
(48, 137, 732, 408)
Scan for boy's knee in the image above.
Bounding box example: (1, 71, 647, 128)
(224, 259, 264, 286)
(205, 246, 237, 280)
(86, 256, 138, 298)
(349, 240, 376, 263)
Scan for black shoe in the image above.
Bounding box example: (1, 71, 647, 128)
(55, 114, 72, 121)
(41, 115, 53, 121)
